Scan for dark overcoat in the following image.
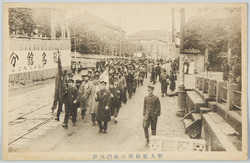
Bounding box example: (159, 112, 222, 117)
(64, 86, 78, 110)
(109, 85, 122, 109)
(96, 89, 112, 122)
(160, 73, 169, 93)
(143, 94, 161, 121)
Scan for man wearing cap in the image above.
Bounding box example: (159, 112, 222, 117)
(143, 85, 161, 145)
(62, 79, 78, 128)
(51, 70, 68, 121)
(77, 74, 92, 119)
(109, 77, 122, 124)
(119, 72, 127, 104)
(160, 69, 170, 97)
(75, 79, 82, 90)
(155, 63, 161, 82)
(95, 81, 112, 133)
(126, 69, 134, 99)
(151, 65, 156, 84)
(88, 75, 100, 126)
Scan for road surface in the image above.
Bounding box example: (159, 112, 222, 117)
(8, 72, 222, 152)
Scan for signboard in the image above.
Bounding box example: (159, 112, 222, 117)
(8, 50, 71, 74)
(149, 136, 207, 152)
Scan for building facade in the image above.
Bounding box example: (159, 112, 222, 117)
(128, 30, 177, 60)
(68, 12, 126, 56)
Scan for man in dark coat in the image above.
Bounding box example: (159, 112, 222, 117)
(169, 70, 177, 92)
(96, 81, 112, 133)
(119, 72, 127, 104)
(109, 77, 122, 124)
(151, 65, 156, 85)
(62, 79, 78, 129)
(51, 69, 68, 122)
(143, 85, 161, 144)
(160, 69, 170, 97)
(155, 63, 161, 81)
(126, 69, 134, 99)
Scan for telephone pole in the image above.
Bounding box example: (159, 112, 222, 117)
(172, 8, 175, 43)
(176, 7, 186, 117)
(119, 15, 122, 57)
(73, 9, 76, 56)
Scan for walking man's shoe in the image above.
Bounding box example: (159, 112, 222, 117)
(62, 124, 68, 129)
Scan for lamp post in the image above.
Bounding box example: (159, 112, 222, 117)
(176, 7, 186, 117)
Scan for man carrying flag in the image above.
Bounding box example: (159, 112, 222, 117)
(51, 50, 67, 121)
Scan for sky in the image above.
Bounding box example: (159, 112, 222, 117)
(64, 3, 200, 35)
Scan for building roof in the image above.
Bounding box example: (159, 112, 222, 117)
(128, 29, 171, 43)
(68, 12, 125, 33)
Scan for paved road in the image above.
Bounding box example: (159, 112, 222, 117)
(8, 73, 191, 152)
(8, 72, 223, 152)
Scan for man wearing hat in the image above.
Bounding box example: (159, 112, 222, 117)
(109, 77, 122, 124)
(126, 69, 134, 99)
(75, 79, 82, 90)
(143, 85, 161, 145)
(51, 70, 68, 121)
(77, 74, 92, 119)
(151, 64, 156, 84)
(95, 81, 112, 133)
(155, 63, 161, 82)
(88, 74, 100, 126)
(159, 69, 170, 97)
(119, 72, 127, 104)
(62, 79, 78, 128)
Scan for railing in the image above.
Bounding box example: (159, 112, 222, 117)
(234, 90, 241, 110)
(221, 86, 228, 103)
(199, 78, 204, 91)
(204, 79, 209, 93)
(195, 77, 200, 89)
(211, 82, 217, 97)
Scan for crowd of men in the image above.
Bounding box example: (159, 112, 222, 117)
(51, 57, 179, 144)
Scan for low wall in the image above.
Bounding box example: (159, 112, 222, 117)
(9, 66, 71, 83)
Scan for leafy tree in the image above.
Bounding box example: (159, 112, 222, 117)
(184, 8, 242, 84)
(9, 8, 34, 36)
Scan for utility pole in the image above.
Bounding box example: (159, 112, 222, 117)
(99, 27, 101, 55)
(172, 8, 175, 43)
(119, 15, 122, 57)
(156, 31, 159, 61)
(51, 8, 54, 40)
(176, 7, 186, 117)
(73, 9, 76, 56)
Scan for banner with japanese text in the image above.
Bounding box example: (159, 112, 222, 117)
(8, 50, 71, 74)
